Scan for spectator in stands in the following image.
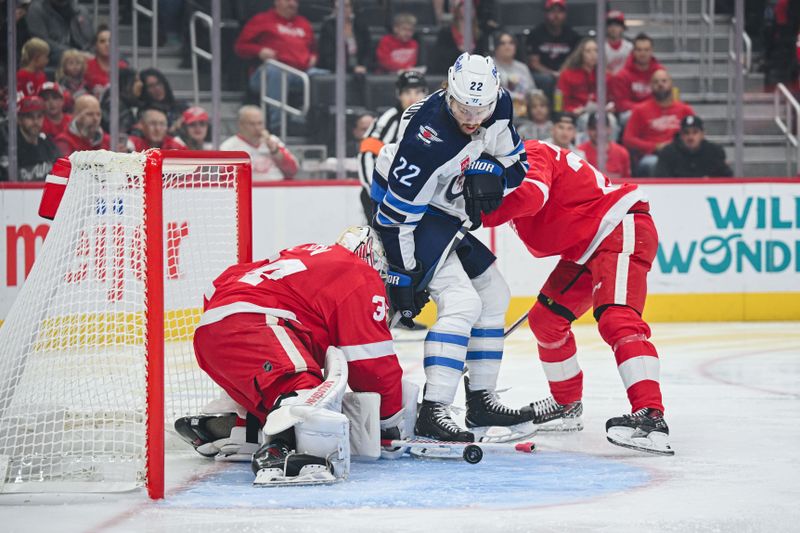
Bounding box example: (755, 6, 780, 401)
(623, 69, 695, 176)
(557, 38, 619, 141)
(139, 68, 188, 134)
(545, 112, 582, 154)
(429, 0, 486, 75)
(39, 82, 70, 138)
(605, 10, 632, 75)
(234, 0, 317, 129)
(3, 0, 33, 58)
(85, 26, 128, 98)
(54, 94, 110, 155)
(0, 95, 59, 181)
(493, 31, 536, 117)
(126, 108, 185, 152)
(220, 106, 299, 181)
(515, 90, 553, 141)
(25, 0, 93, 64)
(17, 37, 50, 97)
(432, 0, 499, 38)
(176, 106, 212, 151)
(762, 0, 800, 90)
(526, 0, 582, 98)
(654, 115, 733, 177)
(317, 0, 371, 74)
(100, 67, 142, 135)
(577, 113, 631, 179)
(56, 49, 88, 109)
(610, 33, 663, 120)
(376, 13, 420, 74)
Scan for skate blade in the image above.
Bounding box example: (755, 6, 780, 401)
(606, 427, 675, 456)
(535, 416, 583, 433)
(469, 421, 537, 443)
(253, 466, 338, 486)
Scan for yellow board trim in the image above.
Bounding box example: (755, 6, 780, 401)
(416, 292, 800, 327)
(1, 294, 798, 338)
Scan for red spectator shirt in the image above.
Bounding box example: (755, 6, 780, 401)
(126, 135, 186, 152)
(84, 58, 128, 95)
(577, 140, 631, 179)
(482, 139, 645, 264)
(42, 114, 72, 138)
(17, 69, 46, 96)
(234, 9, 316, 71)
(622, 98, 695, 155)
(556, 67, 603, 113)
(375, 34, 419, 73)
(54, 128, 110, 156)
(610, 55, 664, 113)
(203, 243, 402, 417)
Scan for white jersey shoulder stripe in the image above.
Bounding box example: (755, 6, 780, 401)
(198, 302, 298, 327)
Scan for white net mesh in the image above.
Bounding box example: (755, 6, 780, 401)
(0, 150, 246, 493)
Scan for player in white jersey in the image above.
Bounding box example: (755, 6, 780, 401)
(358, 71, 428, 220)
(371, 53, 533, 442)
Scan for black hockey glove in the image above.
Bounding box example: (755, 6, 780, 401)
(386, 264, 430, 327)
(463, 156, 505, 229)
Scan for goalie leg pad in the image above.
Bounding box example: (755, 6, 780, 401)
(343, 392, 381, 460)
(295, 409, 350, 479)
(263, 346, 349, 436)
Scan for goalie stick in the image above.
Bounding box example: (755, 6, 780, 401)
(380, 437, 536, 464)
(389, 221, 471, 328)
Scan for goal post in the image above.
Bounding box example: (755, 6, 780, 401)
(0, 150, 252, 499)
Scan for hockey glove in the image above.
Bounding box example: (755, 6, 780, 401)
(463, 156, 505, 229)
(386, 264, 430, 326)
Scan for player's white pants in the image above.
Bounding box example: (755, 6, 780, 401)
(424, 257, 510, 404)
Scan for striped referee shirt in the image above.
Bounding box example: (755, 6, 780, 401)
(357, 105, 402, 192)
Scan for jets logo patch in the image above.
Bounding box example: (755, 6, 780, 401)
(417, 125, 444, 145)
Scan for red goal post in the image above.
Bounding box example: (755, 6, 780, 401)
(0, 150, 252, 499)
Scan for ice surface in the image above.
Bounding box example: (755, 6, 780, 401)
(1, 322, 798, 532)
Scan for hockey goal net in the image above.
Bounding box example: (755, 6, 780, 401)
(0, 150, 252, 499)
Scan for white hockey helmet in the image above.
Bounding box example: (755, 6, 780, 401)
(446, 52, 500, 123)
(336, 226, 388, 279)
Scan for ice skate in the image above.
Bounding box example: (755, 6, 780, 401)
(415, 400, 474, 442)
(464, 377, 536, 442)
(522, 396, 584, 432)
(606, 408, 674, 456)
(251, 441, 337, 486)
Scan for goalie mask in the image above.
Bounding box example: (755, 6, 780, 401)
(336, 226, 388, 279)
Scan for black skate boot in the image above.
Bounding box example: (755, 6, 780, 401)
(464, 377, 536, 442)
(521, 396, 584, 432)
(606, 408, 674, 456)
(251, 441, 336, 485)
(415, 400, 474, 442)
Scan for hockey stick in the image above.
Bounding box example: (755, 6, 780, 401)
(380, 438, 536, 464)
(503, 310, 529, 338)
(389, 222, 471, 328)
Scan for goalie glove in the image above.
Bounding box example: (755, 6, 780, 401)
(463, 155, 505, 229)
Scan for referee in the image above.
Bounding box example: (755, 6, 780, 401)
(357, 71, 428, 220)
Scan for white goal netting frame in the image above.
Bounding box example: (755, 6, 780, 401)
(0, 150, 252, 499)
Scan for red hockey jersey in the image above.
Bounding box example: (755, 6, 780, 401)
(482, 139, 646, 263)
(202, 244, 401, 415)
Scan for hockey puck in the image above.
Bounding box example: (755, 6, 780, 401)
(462, 444, 483, 464)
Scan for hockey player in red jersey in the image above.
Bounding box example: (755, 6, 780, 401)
(176, 227, 414, 484)
(482, 139, 673, 455)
